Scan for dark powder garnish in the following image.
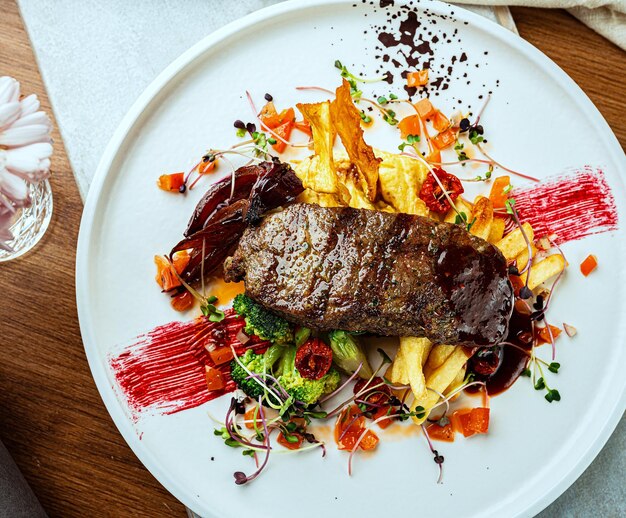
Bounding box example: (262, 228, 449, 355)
(347, 0, 500, 108)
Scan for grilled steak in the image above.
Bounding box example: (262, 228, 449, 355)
(224, 203, 514, 346)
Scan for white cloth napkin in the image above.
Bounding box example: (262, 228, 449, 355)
(457, 0, 626, 50)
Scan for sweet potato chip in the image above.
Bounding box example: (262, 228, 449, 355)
(296, 101, 338, 194)
(330, 80, 381, 201)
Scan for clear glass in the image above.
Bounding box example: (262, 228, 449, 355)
(0, 179, 53, 262)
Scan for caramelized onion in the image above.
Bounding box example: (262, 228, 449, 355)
(170, 160, 303, 285)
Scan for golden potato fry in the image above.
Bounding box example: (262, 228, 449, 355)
(423, 344, 455, 378)
(520, 253, 566, 290)
(488, 217, 506, 244)
(296, 102, 338, 194)
(388, 337, 432, 388)
(401, 337, 432, 400)
(444, 198, 473, 224)
(412, 347, 471, 425)
(330, 80, 381, 201)
(388, 345, 408, 385)
(495, 222, 535, 261)
(377, 151, 429, 216)
(469, 196, 493, 241)
(444, 365, 467, 403)
(516, 244, 538, 272)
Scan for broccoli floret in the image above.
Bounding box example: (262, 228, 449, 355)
(328, 330, 374, 379)
(277, 345, 341, 405)
(233, 294, 293, 345)
(230, 346, 284, 399)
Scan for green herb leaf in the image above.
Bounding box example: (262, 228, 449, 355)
(534, 377, 545, 390)
(284, 433, 300, 444)
(454, 211, 468, 225)
(521, 368, 532, 377)
(236, 128, 246, 138)
(466, 217, 477, 232)
(267, 137, 277, 145)
(548, 362, 561, 373)
(469, 130, 484, 145)
(505, 198, 517, 215)
(224, 438, 241, 448)
(201, 296, 226, 322)
(545, 389, 561, 403)
(389, 93, 398, 100)
(304, 410, 328, 419)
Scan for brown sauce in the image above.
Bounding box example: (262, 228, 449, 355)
(467, 309, 533, 396)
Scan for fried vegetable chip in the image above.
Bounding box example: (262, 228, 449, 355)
(296, 101, 338, 194)
(330, 80, 381, 201)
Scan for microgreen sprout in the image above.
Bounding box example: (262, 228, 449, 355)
(454, 141, 469, 162)
(359, 111, 372, 124)
(398, 134, 420, 152)
(334, 60, 387, 99)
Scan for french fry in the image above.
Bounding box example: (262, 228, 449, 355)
(520, 253, 566, 291)
(516, 244, 537, 272)
(495, 222, 534, 261)
(469, 196, 494, 240)
(444, 365, 467, 403)
(402, 337, 432, 400)
(423, 344, 455, 378)
(488, 217, 506, 244)
(388, 337, 432, 398)
(444, 199, 473, 224)
(296, 102, 338, 194)
(330, 80, 381, 201)
(412, 347, 471, 425)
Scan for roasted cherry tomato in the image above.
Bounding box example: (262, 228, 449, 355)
(419, 168, 464, 214)
(295, 338, 333, 380)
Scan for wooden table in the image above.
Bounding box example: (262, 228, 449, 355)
(0, 0, 624, 516)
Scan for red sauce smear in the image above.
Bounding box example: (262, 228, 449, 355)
(109, 309, 268, 418)
(513, 167, 618, 244)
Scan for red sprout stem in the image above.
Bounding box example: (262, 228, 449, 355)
(236, 398, 272, 484)
(295, 85, 334, 95)
(421, 424, 444, 484)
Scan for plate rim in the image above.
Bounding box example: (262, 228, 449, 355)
(75, 0, 626, 516)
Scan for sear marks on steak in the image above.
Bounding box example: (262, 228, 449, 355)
(224, 203, 514, 347)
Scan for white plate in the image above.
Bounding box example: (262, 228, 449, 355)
(76, 1, 626, 516)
